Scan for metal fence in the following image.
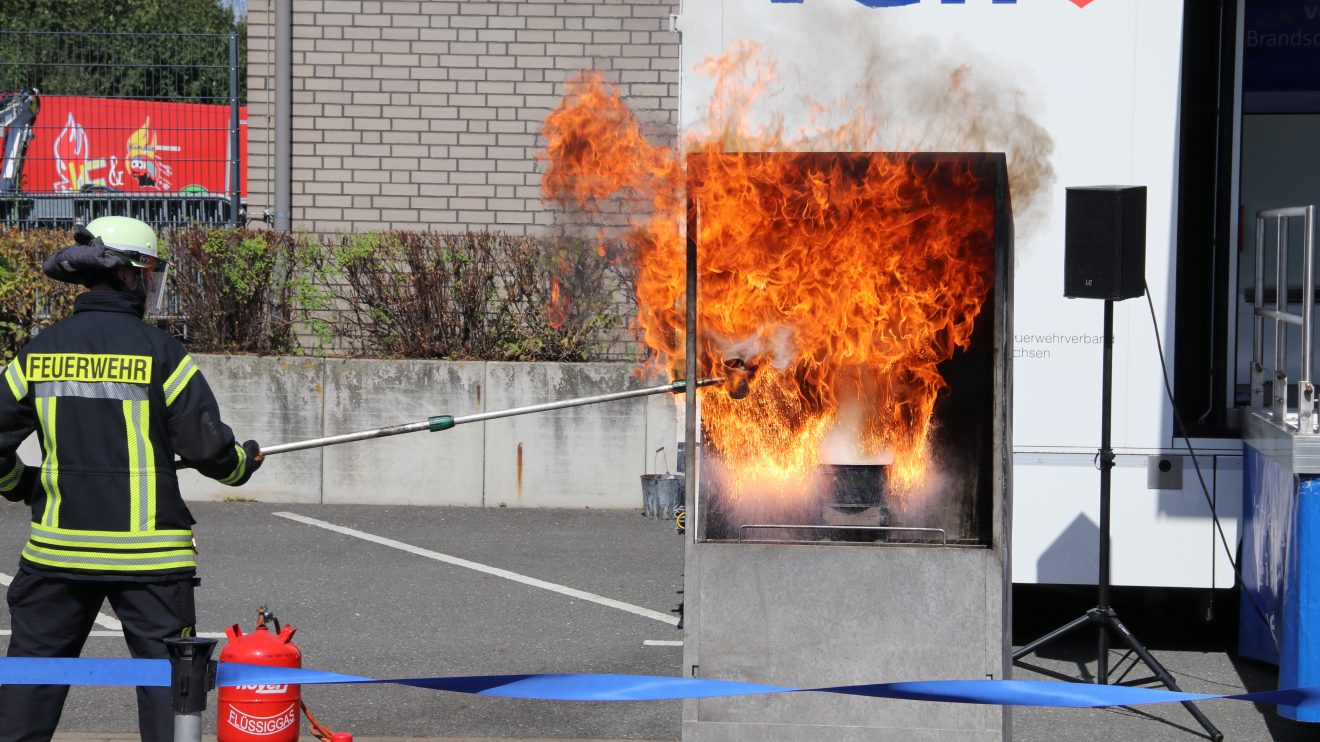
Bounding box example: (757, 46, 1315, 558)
(0, 31, 244, 229)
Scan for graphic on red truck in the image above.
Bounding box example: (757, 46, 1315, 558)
(0, 91, 247, 197)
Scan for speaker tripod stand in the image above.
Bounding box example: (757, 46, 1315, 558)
(1012, 300, 1223, 741)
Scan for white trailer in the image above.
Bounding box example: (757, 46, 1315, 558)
(671, 0, 1288, 590)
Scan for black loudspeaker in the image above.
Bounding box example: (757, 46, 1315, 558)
(1063, 185, 1147, 300)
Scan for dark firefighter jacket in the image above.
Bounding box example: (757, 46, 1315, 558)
(0, 290, 254, 580)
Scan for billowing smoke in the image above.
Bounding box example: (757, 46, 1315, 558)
(695, 8, 1056, 242)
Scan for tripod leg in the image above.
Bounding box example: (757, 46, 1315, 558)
(1098, 612, 1110, 684)
(1107, 614, 1224, 742)
(1012, 612, 1093, 661)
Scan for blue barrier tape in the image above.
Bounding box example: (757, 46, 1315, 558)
(0, 657, 169, 687)
(215, 663, 373, 688)
(3, 658, 1320, 708)
(393, 673, 795, 700)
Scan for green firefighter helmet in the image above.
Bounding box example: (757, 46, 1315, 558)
(84, 216, 169, 313)
(84, 216, 160, 266)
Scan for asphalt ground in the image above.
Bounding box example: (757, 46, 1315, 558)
(0, 502, 1313, 741)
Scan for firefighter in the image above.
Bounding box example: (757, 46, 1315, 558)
(0, 216, 263, 742)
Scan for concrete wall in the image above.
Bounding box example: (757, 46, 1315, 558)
(179, 354, 681, 508)
(244, 0, 681, 234)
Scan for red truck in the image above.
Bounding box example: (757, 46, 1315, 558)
(1, 90, 247, 197)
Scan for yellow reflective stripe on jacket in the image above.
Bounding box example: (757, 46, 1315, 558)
(163, 355, 199, 407)
(5, 362, 27, 401)
(28, 522, 193, 549)
(36, 396, 60, 528)
(21, 543, 196, 572)
(24, 522, 197, 574)
(0, 459, 24, 491)
(219, 443, 247, 485)
(123, 399, 156, 531)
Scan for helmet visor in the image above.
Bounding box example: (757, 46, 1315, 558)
(141, 261, 169, 315)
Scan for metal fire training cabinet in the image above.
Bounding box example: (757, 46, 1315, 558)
(680, 152, 1014, 742)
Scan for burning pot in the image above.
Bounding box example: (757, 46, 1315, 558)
(818, 464, 890, 541)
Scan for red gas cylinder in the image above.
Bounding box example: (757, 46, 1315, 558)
(218, 620, 302, 742)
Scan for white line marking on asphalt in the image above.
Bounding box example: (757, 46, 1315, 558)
(273, 511, 680, 626)
(0, 571, 122, 631)
(644, 639, 683, 646)
(0, 630, 225, 639)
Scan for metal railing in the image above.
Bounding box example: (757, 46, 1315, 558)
(736, 524, 950, 545)
(1251, 205, 1317, 433)
(0, 31, 244, 228)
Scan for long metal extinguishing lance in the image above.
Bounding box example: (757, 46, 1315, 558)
(257, 377, 728, 457)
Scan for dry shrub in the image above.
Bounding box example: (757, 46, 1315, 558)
(165, 226, 329, 355)
(325, 230, 635, 361)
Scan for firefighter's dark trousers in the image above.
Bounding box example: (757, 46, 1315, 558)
(0, 567, 196, 742)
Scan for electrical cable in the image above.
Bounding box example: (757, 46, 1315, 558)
(1143, 278, 1277, 646)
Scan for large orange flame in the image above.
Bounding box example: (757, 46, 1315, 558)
(684, 151, 994, 489)
(541, 46, 996, 501)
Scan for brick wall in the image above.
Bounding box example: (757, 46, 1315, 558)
(245, 0, 681, 235)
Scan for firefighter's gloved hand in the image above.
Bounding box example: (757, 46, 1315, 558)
(43, 237, 122, 285)
(235, 439, 264, 485)
(73, 224, 97, 245)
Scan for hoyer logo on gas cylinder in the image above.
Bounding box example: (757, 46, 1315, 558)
(234, 684, 289, 695)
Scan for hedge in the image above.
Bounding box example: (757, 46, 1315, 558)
(0, 227, 640, 363)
